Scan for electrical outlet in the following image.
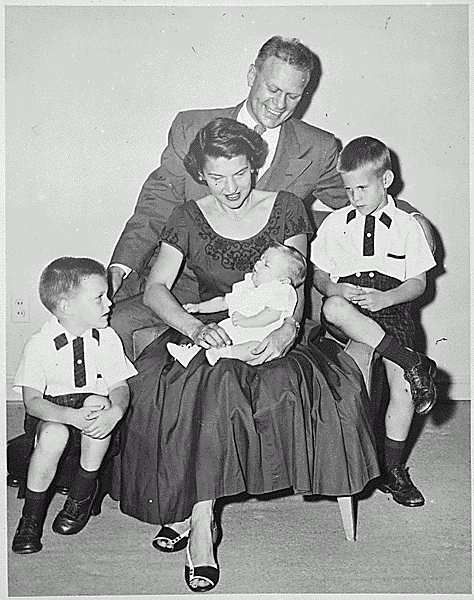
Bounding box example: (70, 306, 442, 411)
(11, 296, 30, 323)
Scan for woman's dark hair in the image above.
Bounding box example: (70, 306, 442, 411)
(184, 117, 268, 184)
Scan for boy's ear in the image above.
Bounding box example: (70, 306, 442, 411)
(57, 295, 72, 316)
(382, 170, 395, 189)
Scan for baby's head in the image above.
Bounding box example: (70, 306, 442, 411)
(39, 257, 111, 332)
(251, 242, 307, 287)
(337, 136, 394, 216)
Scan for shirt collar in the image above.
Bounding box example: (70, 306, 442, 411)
(45, 317, 100, 346)
(237, 103, 281, 140)
(346, 195, 395, 226)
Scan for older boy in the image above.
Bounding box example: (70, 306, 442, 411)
(311, 136, 437, 507)
(11, 257, 137, 554)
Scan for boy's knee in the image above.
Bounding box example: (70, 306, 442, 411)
(36, 422, 69, 450)
(83, 394, 111, 410)
(323, 295, 351, 324)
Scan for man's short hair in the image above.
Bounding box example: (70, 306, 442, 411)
(255, 36, 314, 78)
(184, 117, 268, 183)
(268, 241, 307, 288)
(39, 256, 106, 314)
(337, 136, 392, 178)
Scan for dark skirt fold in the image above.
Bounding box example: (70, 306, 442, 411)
(113, 325, 379, 525)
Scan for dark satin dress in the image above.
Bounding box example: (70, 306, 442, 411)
(113, 192, 379, 525)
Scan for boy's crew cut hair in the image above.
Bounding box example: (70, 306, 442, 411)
(337, 136, 392, 178)
(39, 256, 106, 314)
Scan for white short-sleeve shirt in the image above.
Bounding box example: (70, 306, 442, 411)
(14, 317, 137, 397)
(310, 195, 436, 282)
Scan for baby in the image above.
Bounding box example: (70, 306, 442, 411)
(167, 241, 306, 367)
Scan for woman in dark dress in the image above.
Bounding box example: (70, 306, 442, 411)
(115, 118, 379, 592)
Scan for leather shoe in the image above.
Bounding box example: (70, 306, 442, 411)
(403, 350, 437, 415)
(52, 483, 98, 535)
(378, 466, 425, 507)
(12, 515, 43, 554)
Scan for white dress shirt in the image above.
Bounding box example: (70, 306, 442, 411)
(14, 317, 137, 397)
(310, 195, 436, 282)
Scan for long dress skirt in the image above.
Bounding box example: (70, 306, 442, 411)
(113, 324, 379, 525)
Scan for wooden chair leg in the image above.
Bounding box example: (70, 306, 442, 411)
(337, 496, 356, 541)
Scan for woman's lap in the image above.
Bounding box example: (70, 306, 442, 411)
(113, 326, 380, 525)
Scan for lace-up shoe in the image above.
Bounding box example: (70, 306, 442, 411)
(403, 350, 437, 415)
(378, 466, 425, 507)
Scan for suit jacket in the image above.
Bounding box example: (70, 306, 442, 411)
(111, 102, 348, 276)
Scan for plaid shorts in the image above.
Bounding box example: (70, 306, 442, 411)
(24, 392, 119, 458)
(324, 271, 416, 348)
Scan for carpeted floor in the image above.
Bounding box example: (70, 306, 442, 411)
(5, 400, 471, 598)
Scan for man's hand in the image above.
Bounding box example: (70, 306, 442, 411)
(353, 287, 390, 312)
(108, 265, 126, 298)
(246, 320, 296, 365)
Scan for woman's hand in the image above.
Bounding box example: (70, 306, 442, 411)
(245, 320, 297, 365)
(191, 322, 232, 349)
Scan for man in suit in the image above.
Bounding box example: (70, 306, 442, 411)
(109, 36, 433, 360)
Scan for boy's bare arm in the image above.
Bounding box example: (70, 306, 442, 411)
(232, 307, 282, 328)
(357, 273, 426, 312)
(184, 296, 228, 314)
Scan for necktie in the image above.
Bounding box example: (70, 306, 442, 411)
(363, 215, 376, 256)
(73, 337, 86, 387)
(254, 123, 266, 135)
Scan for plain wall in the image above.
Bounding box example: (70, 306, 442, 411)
(5, 4, 470, 399)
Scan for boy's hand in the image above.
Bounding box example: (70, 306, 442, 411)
(231, 311, 248, 327)
(336, 283, 365, 303)
(70, 406, 105, 432)
(354, 287, 390, 312)
(183, 303, 200, 313)
(82, 405, 122, 439)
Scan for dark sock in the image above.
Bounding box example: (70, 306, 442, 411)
(23, 488, 48, 521)
(384, 437, 406, 472)
(375, 334, 418, 370)
(69, 466, 98, 501)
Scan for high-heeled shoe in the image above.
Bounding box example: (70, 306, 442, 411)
(184, 545, 219, 593)
(152, 525, 191, 553)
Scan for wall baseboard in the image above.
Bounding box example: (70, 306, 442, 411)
(5, 375, 471, 403)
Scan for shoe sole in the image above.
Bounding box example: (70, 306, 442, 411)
(12, 544, 42, 554)
(378, 485, 425, 507)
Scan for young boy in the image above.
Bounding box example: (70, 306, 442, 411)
(310, 136, 437, 507)
(167, 242, 306, 366)
(11, 257, 137, 554)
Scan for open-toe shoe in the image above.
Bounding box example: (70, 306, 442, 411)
(184, 545, 219, 593)
(152, 525, 190, 553)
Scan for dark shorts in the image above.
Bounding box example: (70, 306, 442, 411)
(24, 393, 119, 458)
(323, 271, 416, 349)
